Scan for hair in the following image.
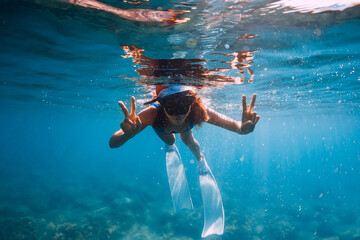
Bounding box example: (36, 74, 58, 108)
(153, 90, 209, 129)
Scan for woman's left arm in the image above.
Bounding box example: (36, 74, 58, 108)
(206, 94, 260, 134)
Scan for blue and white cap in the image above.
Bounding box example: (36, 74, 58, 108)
(157, 85, 195, 98)
(144, 85, 195, 105)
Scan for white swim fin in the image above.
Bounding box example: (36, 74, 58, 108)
(198, 157, 224, 238)
(165, 144, 194, 213)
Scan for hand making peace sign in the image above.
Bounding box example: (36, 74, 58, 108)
(118, 96, 142, 137)
(240, 94, 260, 134)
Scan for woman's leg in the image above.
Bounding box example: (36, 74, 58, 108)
(179, 130, 203, 161)
(155, 132, 176, 145)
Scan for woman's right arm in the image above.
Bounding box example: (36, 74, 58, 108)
(109, 97, 157, 148)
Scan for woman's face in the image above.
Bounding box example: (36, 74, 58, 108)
(164, 106, 191, 125)
(160, 92, 195, 125)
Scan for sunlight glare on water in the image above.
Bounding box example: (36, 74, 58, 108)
(267, 0, 360, 13)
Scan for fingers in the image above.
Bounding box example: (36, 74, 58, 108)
(120, 121, 132, 133)
(119, 96, 137, 118)
(246, 120, 253, 126)
(121, 117, 141, 134)
(240, 98, 260, 134)
(130, 96, 136, 117)
(243, 93, 257, 113)
(251, 112, 257, 122)
(124, 118, 136, 128)
(118, 97, 141, 136)
(250, 111, 260, 125)
(243, 120, 255, 133)
(135, 116, 142, 131)
(249, 93, 257, 112)
(118, 101, 129, 118)
(242, 95, 247, 112)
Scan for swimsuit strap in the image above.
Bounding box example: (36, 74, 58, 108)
(151, 103, 160, 108)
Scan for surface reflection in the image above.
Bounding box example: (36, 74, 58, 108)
(122, 0, 149, 5)
(61, 0, 190, 25)
(212, 50, 257, 83)
(169, 0, 255, 57)
(121, 46, 257, 87)
(237, 34, 258, 40)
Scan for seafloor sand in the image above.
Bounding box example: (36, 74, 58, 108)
(0, 172, 359, 240)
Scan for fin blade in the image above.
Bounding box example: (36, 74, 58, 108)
(165, 144, 194, 212)
(198, 158, 225, 238)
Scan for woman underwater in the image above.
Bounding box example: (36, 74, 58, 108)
(109, 85, 259, 153)
(109, 85, 260, 237)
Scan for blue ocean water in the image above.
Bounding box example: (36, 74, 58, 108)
(1, 0, 360, 239)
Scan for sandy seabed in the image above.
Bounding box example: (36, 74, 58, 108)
(0, 174, 359, 240)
